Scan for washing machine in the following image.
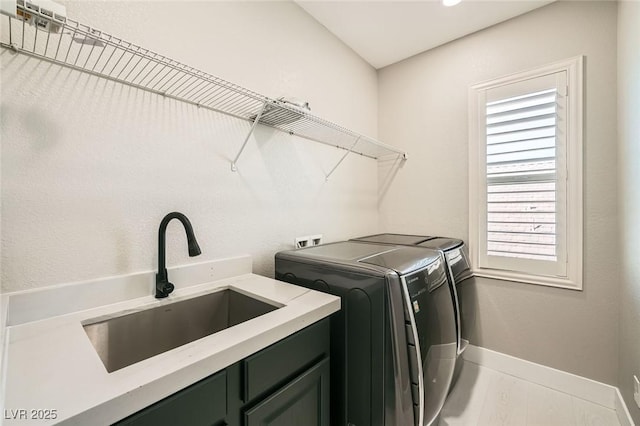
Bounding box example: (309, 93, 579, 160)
(275, 241, 457, 426)
(351, 234, 474, 356)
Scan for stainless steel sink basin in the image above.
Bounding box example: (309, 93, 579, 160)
(83, 289, 279, 372)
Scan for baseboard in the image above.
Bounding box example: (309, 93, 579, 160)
(463, 345, 635, 425)
(615, 388, 636, 426)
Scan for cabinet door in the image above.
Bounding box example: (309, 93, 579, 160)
(244, 357, 330, 426)
(243, 318, 330, 402)
(115, 369, 227, 426)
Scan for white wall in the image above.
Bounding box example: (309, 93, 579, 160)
(378, 1, 619, 384)
(618, 1, 640, 422)
(0, 1, 380, 292)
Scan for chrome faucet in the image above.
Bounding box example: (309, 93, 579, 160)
(156, 212, 202, 298)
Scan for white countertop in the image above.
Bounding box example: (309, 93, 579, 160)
(1, 257, 340, 425)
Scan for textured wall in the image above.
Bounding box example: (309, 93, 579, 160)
(0, 1, 380, 292)
(618, 1, 640, 422)
(378, 1, 619, 384)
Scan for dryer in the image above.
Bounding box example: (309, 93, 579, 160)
(275, 241, 457, 426)
(351, 234, 473, 356)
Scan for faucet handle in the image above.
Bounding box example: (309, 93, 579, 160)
(155, 278, 175, 298)
(163, 282, 175, 295)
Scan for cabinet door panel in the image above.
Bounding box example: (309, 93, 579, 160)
(244, 357, 330, 426)
(243, 318, 329, 402)
(115, 370, 227, 426)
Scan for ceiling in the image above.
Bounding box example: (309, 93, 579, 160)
(296, 0, 555, 69)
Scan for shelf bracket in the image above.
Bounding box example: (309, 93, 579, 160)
(231, 100, 268, 172)
(325, 136, 361, 181)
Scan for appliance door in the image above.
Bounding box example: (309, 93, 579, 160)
(417, 240, 472, 356)
(442, 246, 473, 355)
(443, 245, 473, 285)
(401, 259, 457, 426)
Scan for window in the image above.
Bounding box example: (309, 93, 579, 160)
(468, 57, 583, 289)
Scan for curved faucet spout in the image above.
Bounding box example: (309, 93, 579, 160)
(156, 212, 202, 298)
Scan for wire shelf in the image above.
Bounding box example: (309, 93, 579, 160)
(0, 4, 407, 176)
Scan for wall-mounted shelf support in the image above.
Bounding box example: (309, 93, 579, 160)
(1, 4, 408, 178)
(231, 101, 268, 172)
(325, 136, 360, 181)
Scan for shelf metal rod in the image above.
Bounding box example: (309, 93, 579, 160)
(231, 101, 268, 172)
(325, 136, 361, 181)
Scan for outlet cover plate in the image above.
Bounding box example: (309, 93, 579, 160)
(308, 234, 323, 246)
(294, 234, 323, 249)
(294, 236, 310, 249)
(634, 375, 640, 408)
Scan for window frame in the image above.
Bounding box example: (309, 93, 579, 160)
(468, 56, 584, 290)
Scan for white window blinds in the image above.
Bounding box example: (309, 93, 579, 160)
(485, 88, 559, 263)
(469, 57, 583, 289)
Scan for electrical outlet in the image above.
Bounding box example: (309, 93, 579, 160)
(294, 237, 310, 249)
(294, 234, 323, 248)
(309, 234, 323, 246)
(634, 375, 640, 408)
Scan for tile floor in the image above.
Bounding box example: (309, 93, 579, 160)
(439, 360, 621, 426)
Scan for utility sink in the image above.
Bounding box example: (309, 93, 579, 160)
(83, 289, 279, 373)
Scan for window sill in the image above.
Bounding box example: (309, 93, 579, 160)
(472, 268, 582, 291)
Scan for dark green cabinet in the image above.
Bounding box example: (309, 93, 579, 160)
(115, 318, 330, 426)
(116, 370, 227, 426)
(244, 357, 330, 426)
